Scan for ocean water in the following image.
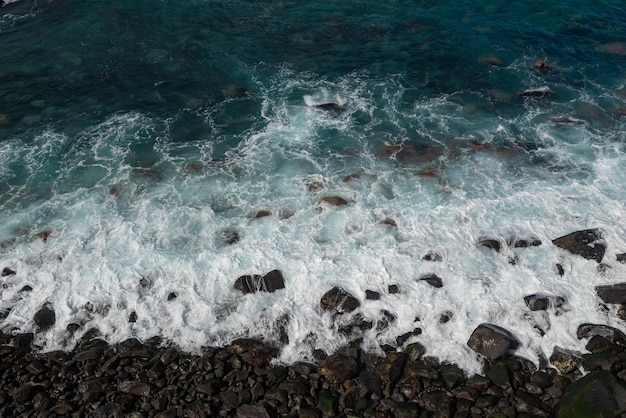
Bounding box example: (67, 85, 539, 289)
(1, 0, 625, 373)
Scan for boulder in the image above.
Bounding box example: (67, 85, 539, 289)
(555, 371, 626, 418)
(320, 287, 360, 314)
(617, 253, 626, 263)
(365, 290, 380, 300)
(467, 323, 519, 359)
(576, 324, 626, 346)
(33, 305, 55, 330)
(234, 270, 285, 294)
(478, 238, 501, 252)
(418, 273, 443, 288)
(523, 293, 566, 311)
(317, 196, 349, 207)
(319, 353, 358, 383)
(236, 405, 270, 418)
(220, 229, 240, 245)
(552, 228, 606, 263)
(508, 237, 542, 248)
(550, 347, 582, 374)
(230, 338, 278, 367)
(1, 267, 16, 276)
(595, 283, 626, 304)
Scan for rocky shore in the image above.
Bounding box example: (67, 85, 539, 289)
(2, 325, 626, 418)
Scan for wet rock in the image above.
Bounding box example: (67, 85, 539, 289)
(310, 102, 345, 111)
(128, 311, 137, 323)
(167, 292, 177, 301)
(319, 353, 358, 383)
(118, 381, 151, 396)
(19, 285, 32, 292)
(388, 284, 400, 294)
(576, 324, 626, 345)
(365, 290, 380, 300)
(524, 293, 566, 311)
(320, 287, 360, 314)
(550, 347, 582, 374)
(221, 229, 240, 245)
(317, 389, 338, 417)
(405, 342, 426, 361)
(380, 352, 407, 388)
(36, 229, 52, 241)
(467, 323, 520, 359)
(556, 263, 565, 276)
(418, 273, 443, 288)
(422, 251, 443, 262)
(478, 238, 501, 252)
(307, 180, 324, 193)
(230, 338, 278, 367)
(556, 371, 626, 418)
(317, 196, 349, 206)
(552, 228, 606, 263)
(617, 253, 626, 263)
(236, 404, 270, 418)
(518, 86, 556, 98)
(439, 311, 453, 323)
(379, 217, 397, 227)
(234, 270, 285, 293)
(595, 283, 626, 304)
(1, 267, 16, 276)
(33, 305, 55, 330)
(251, 209, 271, 218)
(508, 237, 542, 248)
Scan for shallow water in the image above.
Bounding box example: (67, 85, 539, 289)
(1, 0, 625, 373)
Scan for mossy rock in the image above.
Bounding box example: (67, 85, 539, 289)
(556, 371, 626, 418)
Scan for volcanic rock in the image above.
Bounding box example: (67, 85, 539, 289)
(576, 324, 626, 346)
(467, 323, 520, 359)
(595, 283, 626, 304)
(556, 371, 626, 418)
(319, 353, 358, 383)
(234, 270, 285, 293)
(365, 290, 380, 300)
(552, 228, 606, 263)
(550, 347, 582, 374)
(418, 273, 443, 288)
(33, 305, 55, 330)
(320, 287, 360, 314)
(617, 253, 626, 263)
(2, 267, 16, 276)
(524, 293, 566, 311)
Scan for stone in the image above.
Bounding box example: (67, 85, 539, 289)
(33, 305, 55, 330)
(237, 405, 270, 418)
(555, 371, 626, 418)
(617, 253, 626, 263)
(167, 292, 177, 301)
(388, 284, 400, 294)
(418, 273, 443, 288)
(36, 229, 52, 241)
(230, 338, 278, 367)
(320, 287, 360, 314)
(478, 238, 501, 252)
(518, 86, 556, 98)
(380, 352, 407, 387)
(552, 228, 606, 263)
(576, 324, 626, 345)
(234, 270, 285, 293)
(422, 251, 443, 262)
(508, 237, 542, 248)
(316, 389, 338, 416)
(379, 217, 397, 227)
(487, 364, 511, 387)
(1, 267, 16, 276)
(310, 102, 345, 111)
(128, 311, 137, 323)
(221, 229, 240, 245)
(550, 347, 582, 374)
(317, 196, 349, 206)
(251, 209, 271, 218)
(319, 353, 358, 383)
(365, 290, 380, 300)
(117, 381, 151, 396)
(467, 323, 520, 359)
(595, 283, 626, 304)
(523, 294, 566, 311)
(405, 342, 426, 361)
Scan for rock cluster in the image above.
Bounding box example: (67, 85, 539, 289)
(1, 328, 626, 418)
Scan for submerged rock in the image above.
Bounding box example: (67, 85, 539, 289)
(220, 228, 240, 245)
(467, 323, 519, 360)
(508, 236, 542, 248)
(234, 270, 286, 294)
(317, 196, 349, 207)
(524, 293, 566, 311)
(310, 102, 345, 111)
(478, 237, 501, 252)
(320, 287, 360, 314)
(552, 228, 606, 263)
(556, 371, 626, 418)
(595, 283, 626, 304)
(518, 86, 556, 97)
(33, 305, 55, 330)
(418, 273, 443, 288)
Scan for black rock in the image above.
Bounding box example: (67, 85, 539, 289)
(508, 237, 542, 248)
(478, 238, 501, 252)
(220, 229, 240, 245)
(19, 285, 33, 292)
(556, 371, 626, 417)
(128, 311, 137, 323)
(576, 324, 626, 346)
(320, 287, 360, 314)
(33, 305, 55, 330)
(422, 251, 443, 262)
(365, 290, 380, 300)
(167, 292, 177, 301)
(552, 228, 606, 263)
(523, 293, 566, 311)
(595, 283, 626, 304)
(556, 263, 565, 276)
(550, 346, 582, 374)
(467, 323, 520, 359)
(617, 253, 626, 263)
(311, 102, 345, 111)
(319, 353, 358, 383)
(2, 267, 16, 276)
(234, 270, 285, 294)
(388, 284, 400, 294)
(418, 273, 443, 288)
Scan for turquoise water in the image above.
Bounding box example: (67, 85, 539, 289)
(1, 0, 625, 371)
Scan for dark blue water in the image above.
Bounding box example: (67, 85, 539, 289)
(0, 0, 625, 368)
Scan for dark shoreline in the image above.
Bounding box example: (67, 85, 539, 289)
(2, 328, 626, 418)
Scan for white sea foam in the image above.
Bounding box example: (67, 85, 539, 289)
(0, 71, 625, 375)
